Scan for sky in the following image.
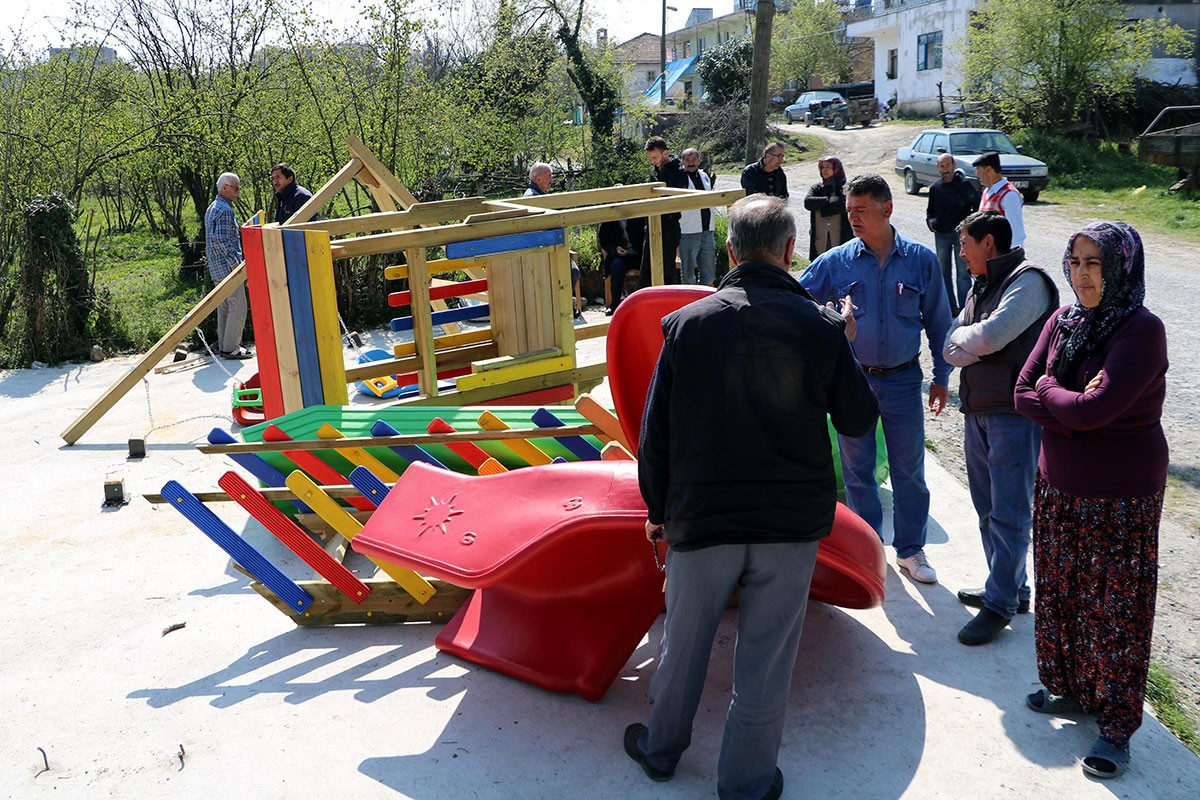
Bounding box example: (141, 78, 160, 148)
(0, 0, 724, 52)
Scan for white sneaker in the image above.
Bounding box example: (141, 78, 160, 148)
(896, 550, 937, 584)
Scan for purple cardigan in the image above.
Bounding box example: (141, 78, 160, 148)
(1015, 306, 1168, 499)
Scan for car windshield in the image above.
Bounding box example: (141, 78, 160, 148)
(949, 132, 1020, 156)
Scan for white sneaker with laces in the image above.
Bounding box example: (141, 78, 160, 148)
(896, 550, 937, 584)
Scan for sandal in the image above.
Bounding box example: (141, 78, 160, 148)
(1026, 688, 1083, 714)
(1081, 737, 1129, 779)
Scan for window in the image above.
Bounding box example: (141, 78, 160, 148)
(647, 70, 656, 82)
(912, 133, 935, 155)
(887, 48, 898, 80)
(917, 31, 942, 71)
(698, 37, 707, 55)
(932, 133, 949, 153)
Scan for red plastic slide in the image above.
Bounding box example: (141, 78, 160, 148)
(606, 286, 886, 610)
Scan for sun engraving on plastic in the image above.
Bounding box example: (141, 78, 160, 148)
(563, 496, 584, 511)
(412, 493, 465, 537)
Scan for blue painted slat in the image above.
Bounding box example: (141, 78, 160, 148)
(348, 466, 391, 508)
(445, 228, 565, 259)
(530, 408, 602, 461)
(281, 229, 324, 408)
(369, 419, 448, 469)
(161, 480, 313, 611)
(207, 428, 313, 513)
(389, 304, 490, 333)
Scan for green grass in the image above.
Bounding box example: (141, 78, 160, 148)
(1147, 661, 1200, 756)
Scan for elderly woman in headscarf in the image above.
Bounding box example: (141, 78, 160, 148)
(1014, 221, 1168, 780)
(802, 156, 852, 260)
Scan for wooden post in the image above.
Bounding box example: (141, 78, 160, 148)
(648, 215, 664, 286)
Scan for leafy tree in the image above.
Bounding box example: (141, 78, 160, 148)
(698, 37, 753, 106)
(961, 0, 1192, 131)
(770, 0, 851, 90)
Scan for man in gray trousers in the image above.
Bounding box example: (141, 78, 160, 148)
(625, 194, 879, 800)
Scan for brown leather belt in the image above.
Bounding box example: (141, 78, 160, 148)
(863, 357, 918, 377)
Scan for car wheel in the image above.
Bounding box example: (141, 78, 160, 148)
(832, 115, 846, 131)
(903, 169, 921, 195)
(785, 112, 794, 123)
(1023, 189, 1040, 203)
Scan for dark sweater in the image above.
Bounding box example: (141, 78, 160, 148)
(638, 263, 879, 550)
(1015, 306, 1168, 498)
(926, 174, 979, 233)
(740, 160, 789, 198)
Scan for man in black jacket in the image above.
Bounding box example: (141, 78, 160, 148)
(271, 163, 314, 224)
(624, 195, 878, 800)
(740, 142, 789, 199)
(926, 153, 980, 316)
(641, 136, 689, 286)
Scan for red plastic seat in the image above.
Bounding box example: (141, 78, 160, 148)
(607, 286, 886, 609)
(353, 461, 665, 702)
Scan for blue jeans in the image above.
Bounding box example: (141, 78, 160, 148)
(934, 230, 971, 315)
(678, 231, 716, 286)
(964, 413, 1039, 619)
(640, 540, 819, 800)
(837, 363, 929, 558)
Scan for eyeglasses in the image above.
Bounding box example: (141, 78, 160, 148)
(767, 152, 785, 161)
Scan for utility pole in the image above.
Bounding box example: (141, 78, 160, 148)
(745, 0, 776, 164)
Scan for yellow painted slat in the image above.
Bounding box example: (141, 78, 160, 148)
(315, 423, 400, 482)
(476, 411, 552, 466)
(305, 231, 348, 405)
(455, 354, 574, 392)
(284, 471, 436, 604)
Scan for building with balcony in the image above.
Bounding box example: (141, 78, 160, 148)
(847, 0, 1198, 117)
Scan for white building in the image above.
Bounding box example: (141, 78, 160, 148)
(847, 0, 1198, 117)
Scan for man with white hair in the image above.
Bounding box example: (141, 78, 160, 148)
(204, 172, 251, 359)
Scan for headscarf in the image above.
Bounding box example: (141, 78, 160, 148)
(817, 156, 846, 188)
(1051, 221, 1145, 388)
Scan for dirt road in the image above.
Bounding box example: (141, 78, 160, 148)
(760, 120, 1200, 728)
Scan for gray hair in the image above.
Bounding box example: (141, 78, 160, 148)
(216, 172, 240, 191)
(763, 141, 786, 157)
(727, 194, 795, 263)
(529, 162, 551, 180)
(680, 147, 700, 159)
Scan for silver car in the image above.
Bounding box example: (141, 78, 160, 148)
(894, 128, 1050, 202)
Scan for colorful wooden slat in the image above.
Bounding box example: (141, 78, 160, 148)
(476, 411, 553, 466)
(240, 225, 285, 419)
(315, 422, 400, 482)
(284, 471, 436, 604)
(347, 465, 390, 507)
(601, 442, 635, 461)
(304, 230, 348, 406)
(477, 457, 508, 475)
(282, 229, 324, 409)
(385, 256, 485, 281)
(262, 424, 374, 512)
(391, 328, 493, 357)
(207, 428, 313, 513)
(426, 417, 493, 471)
(369, 419, 448, 469)
(162, 480, 313, 611)
(575, 393, 625, 449)
(530, 408, 601, 461)
(444, 228, 565, 259)
(390, 304, 490, 333)
(454, 355, 574, 393)
(262, 227, 304, 414)
(389, 278, 489, 308)
(217, 471, 371, 603)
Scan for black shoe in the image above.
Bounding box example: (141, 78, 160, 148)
(623, 723, 673, 782)
(957, 607, 1011, 646)
(220, 346, 253, 360)
(763, 768, 785, 800)
(958, 587, 1030, 614)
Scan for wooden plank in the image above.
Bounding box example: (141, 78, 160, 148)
(315, 423, 400, 482)
(486, 183, 663, 209)
(197, 423, 605, 455)
(390, 278, 488, 307)
(455, 354, 575, 392)
(281, 229, 324, 408)
(390, 304, 489, 333)
(243, 226, 285, 418)
(282, 156, 362, 227)
(404, 246, 438, 396)
(330, 188, 745, 258)
(346, 133, 418, 208)
(59, 263, 247, 444)
(647, 214, 664, 286)
(250, 577, 472, 626)
(306, 230, 348, 405)
(476, 410, 553, 466)
(461, 207, 543, 224)
(386, 256, 486, 281)
(286, 198, 490, 237)
(445, 228, 564, 260)
(471, 347, 563, 372)
(549, 242, 574, 356)
(392, 328, 493, 358)
(575, 393, 625, 448)
(262, 228, 305, 413)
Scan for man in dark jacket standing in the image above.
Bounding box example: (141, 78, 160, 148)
(943, 211, 1058, 645)
(926, 153, 979, 316)
(271, 163, 314, 224)
(641, 136, 689, 286)
(624, 195, 878, 800)
(739, 142, 789, 199)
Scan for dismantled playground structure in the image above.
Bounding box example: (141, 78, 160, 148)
(60, 138, 886, 702)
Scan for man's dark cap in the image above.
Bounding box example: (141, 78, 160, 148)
(972, 151, 1001, 171)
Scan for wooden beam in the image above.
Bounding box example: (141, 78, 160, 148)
(394, 362, 609, 407)
(283, 198, 491, 237)
(285, 156, 364, 226)
(60, 264, 247, 444)
(346, 133, 418, 208)
(250, 577, 472, 626)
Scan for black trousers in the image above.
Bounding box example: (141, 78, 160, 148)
(640, 220, 681, 287)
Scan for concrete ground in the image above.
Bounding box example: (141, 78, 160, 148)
(2, 341, 1199, 799)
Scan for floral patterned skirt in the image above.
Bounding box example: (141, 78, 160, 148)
(1032, 473, 1162, 747)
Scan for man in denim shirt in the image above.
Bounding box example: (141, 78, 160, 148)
(204, 172, 251, 359)
(799, 174, 953, 583)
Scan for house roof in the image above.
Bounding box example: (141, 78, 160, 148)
(614, 32, 661, 64)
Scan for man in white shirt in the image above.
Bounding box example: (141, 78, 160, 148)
(678, 148, 716, 285)
(973, 151, 1026, 248)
